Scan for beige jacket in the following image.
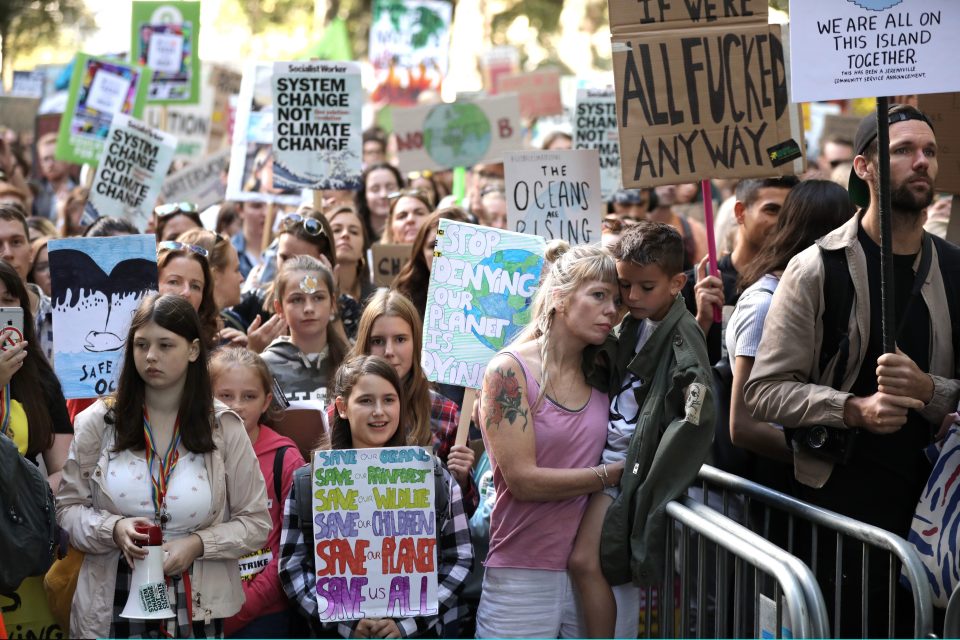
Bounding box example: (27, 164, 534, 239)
(56, 400, 271, 639)
(744, 213, 959, 488)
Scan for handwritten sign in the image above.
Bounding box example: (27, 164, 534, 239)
(50, 235, 158, 399)
(86, 114, 177, 229)
(789, 0, 960, 103)
(392, 95, 523, 172)
(422, 220, 544, 389)
(160, 149, 231, 211)
(56, 54, 150, 165)
(272, 61, 362, 191)
(310, 447, 438, 622)
(495, 69, 563, 120)
(371, 244, 412, 287)
(505, 149, 603, 245)
(574, 88, 621, 199)
(131, 1, 202, 104)
(609, 0, 805, 187)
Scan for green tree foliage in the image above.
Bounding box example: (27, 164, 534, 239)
(0, 0, 95, 79)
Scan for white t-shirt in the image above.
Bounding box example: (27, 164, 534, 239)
(603, 318, 660, 464)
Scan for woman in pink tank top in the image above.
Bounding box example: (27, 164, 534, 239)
(475, 244, 624, 638)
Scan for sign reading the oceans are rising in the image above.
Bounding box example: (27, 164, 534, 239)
(422, 220, 544, 389)
(505, 149, 604, 245)
(310, 447, 438, 622)
(272, 61, 362, 191)
(789, 0, 960, 103)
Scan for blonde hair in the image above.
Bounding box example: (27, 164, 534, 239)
(513, 244, 618, 411)
(350, 289, 432, 447)
(208, 347, 284, 428)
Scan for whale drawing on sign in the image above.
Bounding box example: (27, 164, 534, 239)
(846, 0, 903, 10)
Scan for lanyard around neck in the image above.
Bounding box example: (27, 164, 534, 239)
(142, 407, 182, 526)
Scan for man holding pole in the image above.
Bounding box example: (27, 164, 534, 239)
(744, 104, 960, 635)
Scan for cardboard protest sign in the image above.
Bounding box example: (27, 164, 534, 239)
(495, 69, 563, 120)
(505, 150, 604, 245)
(393, 95, 523, 173)
(85, 114, 176, 229)
(10, 70, 44, 98)
(789, 0, 960, 103)
(49, 235, 158, 399)
(0, 97, 41, 135)
(208, 64, 242, 154)
(371, 244, 412, 287)
(917, 92, 960, 194)
(310, 447, 438, 622)
(131, 1, 202, 104)
(574, 88, 621, 199)
(369, 0, 451, 106)
(820, 114, 861, 147)
(422, 220, 544, 388)
(227, 62, 302, 206)
(481, 46, 520, 94)
(55, 53, 150, 165)
(609, 0, 805, 187)
(272, 61, 362, 191)
(161, 149, 230, 210)
(144, 103, 210, 160)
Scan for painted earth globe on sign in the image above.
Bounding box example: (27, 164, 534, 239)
(847, 0, 902, 9)
(423, 102, 492, 168)
(466, 249, 543, 352)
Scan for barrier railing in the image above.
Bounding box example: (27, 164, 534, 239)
(695, 464, 936, 638)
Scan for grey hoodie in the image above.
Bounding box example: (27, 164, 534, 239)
(261, 336, 333, 406)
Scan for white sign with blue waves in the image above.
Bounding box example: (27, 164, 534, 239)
(49, 235, 158, 399)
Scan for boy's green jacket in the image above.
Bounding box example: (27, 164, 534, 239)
(584, 294, 716, 587)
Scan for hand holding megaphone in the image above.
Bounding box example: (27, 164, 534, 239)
(162, 533, 204, 576)
(113, 516, 153, 566)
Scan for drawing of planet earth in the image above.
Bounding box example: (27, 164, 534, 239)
(466, 249, 543, 351)
(423, 102, 492, 168)
(847, 0, 903, 10)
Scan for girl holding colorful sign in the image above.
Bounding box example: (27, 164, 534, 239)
(278, 354, 473, 638)
(56, 293, 271, 639)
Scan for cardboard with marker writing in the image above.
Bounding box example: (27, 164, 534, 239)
(371, 244, 412, 287)
(505, 149, 604, 245)
(161, 148, 231, 210)
(421, 220, 544, 389)
(310, 447, 438, 622)
(609, 0, 805, 187)
(495, 69, 563, 120)
(392, 95, 523, 173)
(917, 92, 960, 194)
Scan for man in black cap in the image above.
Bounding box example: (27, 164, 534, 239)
(745, 103, 960, 635)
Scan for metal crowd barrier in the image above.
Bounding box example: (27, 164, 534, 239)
(694, 464, 936, 638)
(636, 498, 829, 638)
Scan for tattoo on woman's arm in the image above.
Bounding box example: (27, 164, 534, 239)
(483, 367, 529, 431)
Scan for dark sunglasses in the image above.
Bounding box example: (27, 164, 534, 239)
(282, 213, 325, 237)
(158, 240, 209, 258)
(156, 202, 199, 217)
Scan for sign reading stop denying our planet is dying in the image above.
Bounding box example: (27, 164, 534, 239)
(421, 220, 544, 389)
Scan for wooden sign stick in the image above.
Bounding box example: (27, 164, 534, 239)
(456, 389, 478, 447)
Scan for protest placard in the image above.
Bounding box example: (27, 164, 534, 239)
(208, 64, 243, 154)
(393, 95, 523, 173)
(55, 54, 150, 166)
(505, 149, 603, 245)
(131, 1, 202, 104)
(49, 235, 158, 399)
(10, 70, 44, 98)
(0, 97, 41, 135)
(917, 92, 960, 194)
(609, 0, 805, 187)
(371, 244, 412, 287)
(227, 62, 302, 206)
(495, 69, 563, 120)
(310, 446, 438, 622)
(85, 114, 177, 229)
(574, 88, 621, 199)
(160, 149, 230, 210)
(789, 0, 960, 103)
(143, 62, 219, 161)
(422, 220, 544, 388)
(481, 46, 520, 94)
(272, 61, 362, 191)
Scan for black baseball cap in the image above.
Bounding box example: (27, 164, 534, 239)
(848, 105, 936, 207)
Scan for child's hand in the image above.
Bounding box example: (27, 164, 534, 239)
(605, 460, 625, 487)
(0, 340, 27, 386)
(372, 619, 402, 638)
(694, 256, 723, 333)
(353, 619, 379, 638)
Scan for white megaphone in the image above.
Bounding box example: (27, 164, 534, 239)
(120, 524, 175, 619)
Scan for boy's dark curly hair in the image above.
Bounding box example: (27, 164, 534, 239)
(611, 220, 685, 276)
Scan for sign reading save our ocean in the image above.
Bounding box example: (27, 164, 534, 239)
(310, 447, 438, 622)
(421, 220, 545, 389)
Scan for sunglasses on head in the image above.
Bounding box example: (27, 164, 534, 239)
(158, 240, 209, 259)
(282, 213, 325, 237)
(387, 188, 431, 201)
(407, 170, 434, 181)
(156, 202, 199, 217)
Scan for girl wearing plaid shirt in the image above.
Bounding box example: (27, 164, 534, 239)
(279, 355, 473, 638)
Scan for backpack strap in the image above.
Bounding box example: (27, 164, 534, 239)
(294, 464, 313, 539)
(930, 234, 960, 371)
(273, 445, 290, 504)
(818, 247, 855, 390)
(433, 456, 450, 534)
